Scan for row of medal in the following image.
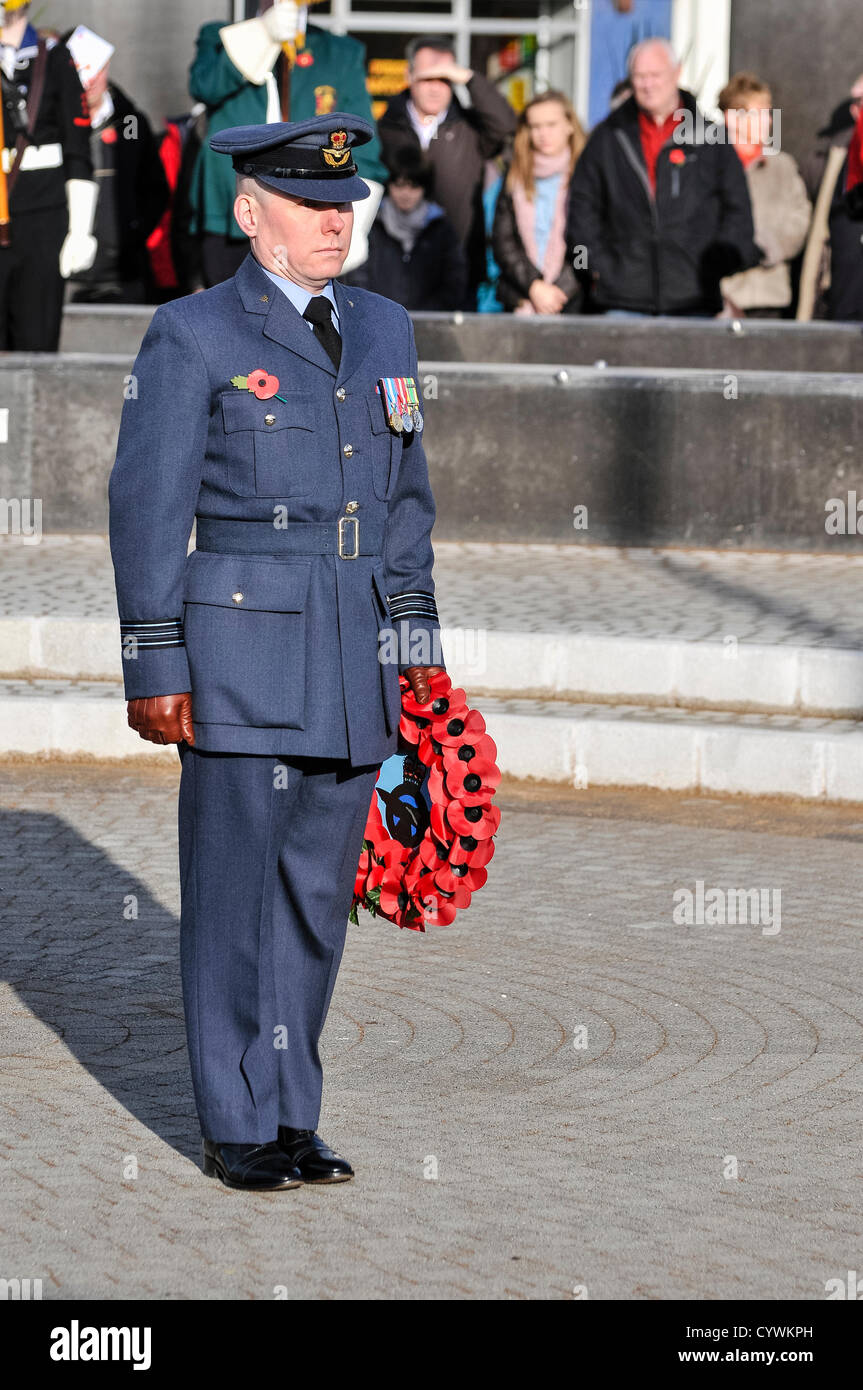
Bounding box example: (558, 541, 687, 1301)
(377, 376, 424, 434)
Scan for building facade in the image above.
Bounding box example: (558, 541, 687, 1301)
(31, 1, 862, 164)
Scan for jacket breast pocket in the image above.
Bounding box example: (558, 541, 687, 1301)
(367, 393, 401, 501)
(183, 551, 312, 728)
(220, 390, 318, 498)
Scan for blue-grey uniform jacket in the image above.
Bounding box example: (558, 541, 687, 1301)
(108, 252, 445, 766)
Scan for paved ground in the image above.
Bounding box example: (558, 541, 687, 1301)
(5, 534, 863, 647)
(1, 762, 861, 1300)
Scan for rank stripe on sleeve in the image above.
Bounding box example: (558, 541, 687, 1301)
(385, 592, 439, 620)
(119, 619, 185, 648)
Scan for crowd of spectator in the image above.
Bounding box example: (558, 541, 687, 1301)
(4, 2, 863, 327)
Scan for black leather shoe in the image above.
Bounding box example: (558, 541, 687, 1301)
(277, 1127, 354, 1183)
(202, 1138, 303, 1190)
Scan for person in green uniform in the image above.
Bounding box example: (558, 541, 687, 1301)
(188, 1, 387, 286)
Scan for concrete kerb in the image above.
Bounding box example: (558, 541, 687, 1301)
(3, 683, 863, 804)
(5, 618, 863, 720)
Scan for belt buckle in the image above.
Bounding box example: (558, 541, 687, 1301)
(338, 515, 359, 559)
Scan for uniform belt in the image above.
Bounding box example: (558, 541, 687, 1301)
(1, 142, 63, 174)
(195, 515, 385, 559)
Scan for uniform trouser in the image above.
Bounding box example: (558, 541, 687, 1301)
(0, 208, 67, 351)
(177, 745, 382, 1143)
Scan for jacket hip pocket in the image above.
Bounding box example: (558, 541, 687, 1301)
(183, 551, 312, 728)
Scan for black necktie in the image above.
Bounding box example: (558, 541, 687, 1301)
(303, 295, 342, 369)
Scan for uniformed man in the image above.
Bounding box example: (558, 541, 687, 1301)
(188, 1, 387, 286)
(0, 0, 97, 350)
(108, 113, 444, 1191)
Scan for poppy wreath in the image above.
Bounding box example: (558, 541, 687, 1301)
(350, 670, 501, 931)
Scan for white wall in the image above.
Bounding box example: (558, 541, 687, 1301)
(671, 0, 732, 116)
(33, 0, 228, 126)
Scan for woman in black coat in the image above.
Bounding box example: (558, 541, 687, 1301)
(345, 149, 467, 311)
(492, 89, 585, 314)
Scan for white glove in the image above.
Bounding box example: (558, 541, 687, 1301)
(261, 2, 299, 44)
(341, 180, 384, 274)
(59, 179, 98, 278)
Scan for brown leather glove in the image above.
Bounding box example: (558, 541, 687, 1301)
(404, 666, 445, 706)
(127, 693, 195, 746)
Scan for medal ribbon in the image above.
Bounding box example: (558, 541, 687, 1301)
(399, 376, 414, 429)
(379, 377, 397, 423)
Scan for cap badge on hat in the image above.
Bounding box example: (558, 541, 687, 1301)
(322, 130, 350, 168)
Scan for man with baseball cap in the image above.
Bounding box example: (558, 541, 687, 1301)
(108, 114, 444, 1191)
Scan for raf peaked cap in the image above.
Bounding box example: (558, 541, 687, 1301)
(210, 114, 375, 202)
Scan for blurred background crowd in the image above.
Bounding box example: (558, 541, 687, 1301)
(3, 0, 863, 352)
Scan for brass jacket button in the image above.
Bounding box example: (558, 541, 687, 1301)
(345, 500, 359, 513)
(336, 387, 346, 402)
(264, 414, 276, 425)
(343, 443, 354, 457)
(232, 592, 244, 604)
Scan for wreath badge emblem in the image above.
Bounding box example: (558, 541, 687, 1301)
(351, 672, 501, 931)
(321, 129, 350, 168)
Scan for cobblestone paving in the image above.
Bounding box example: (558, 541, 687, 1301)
(3, 535, 863, 648)
(1, 764, 861, 1300)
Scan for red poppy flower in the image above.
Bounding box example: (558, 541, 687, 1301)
(448, 835, 496, 870)
(100, 126, 118, 145)
(426, 684, 469, 715)
(378, 866, 425, 927)
(428, 800, 454, 849)
(433, 861, 486, 898)
(426, 699, 471, 738)
(376, 866, 408, 911)
(248, 369, 280, 399)
(427, 763, 447, 806)
(413, 733, 440, 769)
(444, 756, 501, 800)
(419, 834, 452, 872)
(435, 708, 486, 749)
(669, 148, 686, 165)
(378, 838, 410, 870)
(446, 799, 500, 839)
(359, 858, 385, 898)
(400, 710, 429, 746)
(443, 733, 498, 773)
(353, 842, 373, 898)
(417, 890, 458, 927)
(399, 670, 455, 719)
(402, 859, 428, 898)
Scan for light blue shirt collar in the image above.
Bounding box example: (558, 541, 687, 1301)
(261, 266, 339, 330)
